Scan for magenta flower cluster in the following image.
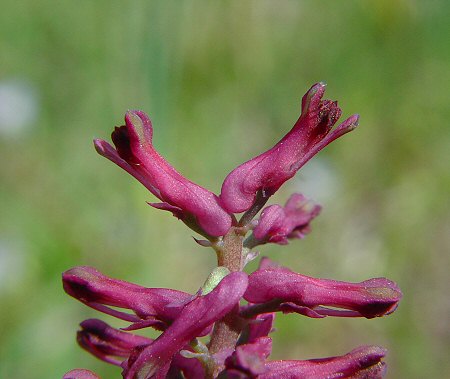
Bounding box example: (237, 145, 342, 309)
(63, 83, 401, 379)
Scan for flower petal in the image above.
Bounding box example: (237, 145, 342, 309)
(95, 110, 232, 237)
(246, 313, 275, 343)
(223, 337, 272, 376)
(244, 266, 402, 319)
(261, 345, 387, 379)
(62, 266, 191, 330)
(253, 193, 321, 245)
(77, 319, 152, 366)
(123, 272, 248, 379)
(220, 83, 359, 213)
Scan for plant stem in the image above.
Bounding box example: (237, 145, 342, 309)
(238, 190, 270, 227)
(207, 227, 246, 377)
(216, 226, 245, 272)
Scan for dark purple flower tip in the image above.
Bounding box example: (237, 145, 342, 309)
(253, 193, 321, 245)
(63, 369, 101, 379)
(123, 271, 248, 379)
(220, 83, 359, 213)
(77, 319, 152, 366)
(94, 110, 232, 237)
(62, 266, 191, 329)
(261, 345, 387, 379)
(77, 320, 206, 379)
(244, 266, 402, 319)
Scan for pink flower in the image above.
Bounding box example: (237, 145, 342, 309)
(77, 319, 205, 379)
(94, 110, 232, 237)
(252, 193, 321, 245)
(220, 82, 359, 213)
(223, 344, 386, 378)
(123, 272, 248, 379)
(62, 266, 192, 331)
(64, 83, 402, 378)
(77, 319, 152, 366)
(261, 345, 387, 379)
(243, 263, 402, 319)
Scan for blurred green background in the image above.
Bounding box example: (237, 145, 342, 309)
(1, 1, 449, 378)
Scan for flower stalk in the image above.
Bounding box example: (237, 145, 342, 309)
(63, 83, 401, 379)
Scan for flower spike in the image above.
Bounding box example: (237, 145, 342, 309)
(220, 83, 359, 213)
(65, 83, 401, 378)
(94, 110, 232, 237)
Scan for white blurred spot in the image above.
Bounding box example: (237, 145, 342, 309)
(293, 159, 341, 203)
(0, 79, 39, 137)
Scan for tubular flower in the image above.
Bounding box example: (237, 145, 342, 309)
(243, 264, 402, 319)
(65, 83, 402, 378)
(220, 82, 359, 213)
(123, 272, 248, 379)
(62, 266, 192, 331)
(94, 110, 232, 237)
(223, 344, 386, 379)
(77, 319, 204, 379)
(77, 319, 153, 366)
(252, 193, 321, 245)
(261, 345, 387, 379)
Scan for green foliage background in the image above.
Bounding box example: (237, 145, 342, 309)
(1, 1, 449, 378)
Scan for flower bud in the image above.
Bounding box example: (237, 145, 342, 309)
(253, 193, 321, 245)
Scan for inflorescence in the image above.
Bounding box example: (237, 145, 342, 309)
(63, 83, 401, 379)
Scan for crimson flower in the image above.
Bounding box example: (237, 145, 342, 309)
(64, 83, 401, 378)
(220, 82, 359, 213)
(251, 193, 321, 246)
(242, 261, 402, 319)
(94, 111, 232, 237)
